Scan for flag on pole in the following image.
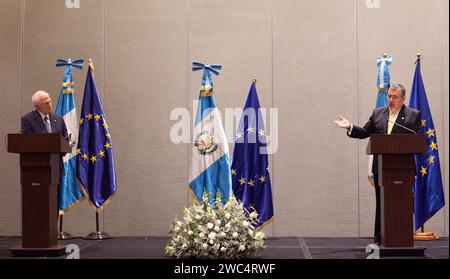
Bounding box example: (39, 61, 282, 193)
(368, 55, 392, 186)
(188, 62, 232, 204)
(55, 58, 85, 215)
(409, 58, 445, 231)
(231, 81, 274, 230)
(76, 60, 117, 212)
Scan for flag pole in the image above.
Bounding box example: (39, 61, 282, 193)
(83, 211, 112, 240)
(411, 53, 439, 241)
(58, 214, 75, 240)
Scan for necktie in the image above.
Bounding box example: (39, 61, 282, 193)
(387, 112, 397, 134)
(44, 116, 52, 133)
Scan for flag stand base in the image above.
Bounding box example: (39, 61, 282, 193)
(83, 231, 112, 240)
(83, 212, 112, 240)
(58, 231, 75, 240)
(414, 232, 439, 241)
(58, 215, 76, 240)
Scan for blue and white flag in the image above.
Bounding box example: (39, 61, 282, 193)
(55, 58, 85, 215)
(368, 55, 392, 186)
(188, 62, 232, 204)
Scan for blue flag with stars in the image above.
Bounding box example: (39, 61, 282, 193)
(76, 62, 117, 212)
(409, 59, 445, 231)
(55, 58, 85, 214)
(231, 82, 274, 230)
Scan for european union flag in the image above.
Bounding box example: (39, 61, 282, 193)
(409, 58, 445, 231)
(55, 58, 85, 214)
(231, 81, 274, 229)
(76, 62, 117, 211)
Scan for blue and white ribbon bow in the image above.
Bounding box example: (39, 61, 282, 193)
(56, 58, 84, 70)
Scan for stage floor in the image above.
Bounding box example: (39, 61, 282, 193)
(0, 236, 448, 259)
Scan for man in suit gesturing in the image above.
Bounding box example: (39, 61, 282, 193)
(334, 84, 422, 244)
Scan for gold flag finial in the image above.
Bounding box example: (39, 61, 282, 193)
(382, 53, 388, 58)
(417, 53, 422, 59)
(88, 58, 94, 75)
(252, 79, 257, 85)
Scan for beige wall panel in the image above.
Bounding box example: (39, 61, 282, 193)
(273, 0, 359, 236)
(104, 0, 187, 236)
(0, 0, 22, 236)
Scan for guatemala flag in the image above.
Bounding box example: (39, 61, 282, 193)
(409, 58, 445, 231)
(55, 58, 85, 215)
(368, 55, 392, 186)
(188, 62, 232, 204)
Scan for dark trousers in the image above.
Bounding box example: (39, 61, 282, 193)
(374, 174, 381, 243)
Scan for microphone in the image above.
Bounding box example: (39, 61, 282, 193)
(388, 119, 417, 134)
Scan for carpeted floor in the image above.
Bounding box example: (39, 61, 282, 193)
(0, 236, 447, 259)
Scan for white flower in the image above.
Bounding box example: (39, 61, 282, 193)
(208, 232, 217, 239)
(165, 193, 265, 259)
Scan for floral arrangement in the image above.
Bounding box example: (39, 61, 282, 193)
(165, 193, 265, 259)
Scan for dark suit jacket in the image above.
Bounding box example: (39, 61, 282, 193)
(348, 105, 422, 175)
(21, 110, 69, 176)
(21, 110, 68, 137)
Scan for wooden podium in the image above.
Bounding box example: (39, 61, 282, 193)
(7, 133, 71, 257)
(367, 134, 426, 256)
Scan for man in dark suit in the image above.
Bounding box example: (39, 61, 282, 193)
(334, 84, 422, 243)
(21, 90, 68, 178)
(21, 90, 68, 137)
